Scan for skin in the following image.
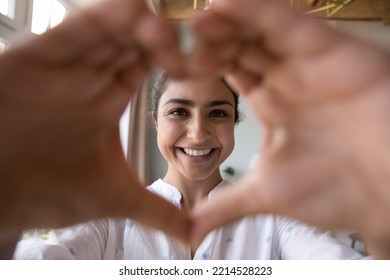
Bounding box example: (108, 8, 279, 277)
(155, 78, 236, 212)
(3, 0, 390, 260)
(0, 0, 191, 258)
(189, 0, 390, 259)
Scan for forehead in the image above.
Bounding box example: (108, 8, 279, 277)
(159, 78, 235, 106)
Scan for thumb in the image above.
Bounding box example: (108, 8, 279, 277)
(190, 171, 268, 248)
(130, 188, 192, 245)
(107, 161, 192, 245)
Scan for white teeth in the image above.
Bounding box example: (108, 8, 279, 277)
(183, 148, 212, 157)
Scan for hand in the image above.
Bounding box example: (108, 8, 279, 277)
(189, 0, 390, 258)
(0, 0, 190, 244)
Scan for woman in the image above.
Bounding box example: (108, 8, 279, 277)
(14, 72, 365, 259)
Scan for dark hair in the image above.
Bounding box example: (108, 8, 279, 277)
(150, 71, 242, 124)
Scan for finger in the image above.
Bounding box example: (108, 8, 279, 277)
(242, 78, 294, 126)
(188, 38, 243, 77)
(190, 10, 243, 42)
(85, 0, 150, 46)
(21, 0, 148, 64)
(132, 12, 186, 78)
(191, 171, 266, 248)
(84, 48, 150, 119)
(364, 232, 390, 259)
(86, 0, 185, 79)
(84, 41, 118, 68)
(91, 76, 140, 121)
(110, 166, 192, 244)
(133, 189, 192, 244)
(116, 62, 151, 94)
(189, 12, 245, 77)
(221, 43, 274, 93)
(84, 40, 145, 71)
(237, 43, 275, 76)
(212, 0, 339, 56)
(224, 70, 262, 95)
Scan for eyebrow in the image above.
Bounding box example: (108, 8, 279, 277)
(164, 98, 233, 108)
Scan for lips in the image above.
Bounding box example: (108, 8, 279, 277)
(181, 148, 213, 157)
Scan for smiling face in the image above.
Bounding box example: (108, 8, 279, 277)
(155, 78, 236, 184)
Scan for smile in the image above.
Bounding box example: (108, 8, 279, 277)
(181, 148, 213, 157)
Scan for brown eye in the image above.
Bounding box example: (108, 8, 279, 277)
(169, 108, 189, 117)
(209, 110, 227, 118)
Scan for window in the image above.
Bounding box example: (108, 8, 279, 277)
(0, 38, 8, 53)
(31, 0, 68, 34)
(0, 0, 15, 19)
(0, 0, 74, 42)
(0, 0, 20, 32)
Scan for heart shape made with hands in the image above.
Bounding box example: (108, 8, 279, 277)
(2, 0, 390, 259)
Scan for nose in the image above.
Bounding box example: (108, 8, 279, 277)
(186, 114, 211, 142)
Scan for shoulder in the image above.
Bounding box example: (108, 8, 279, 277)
(146, 178, 165, 193)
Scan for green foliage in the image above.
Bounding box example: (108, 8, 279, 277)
(223, 166, 235, 177)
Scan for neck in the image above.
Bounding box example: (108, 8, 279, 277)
(163, 168, 223, 212)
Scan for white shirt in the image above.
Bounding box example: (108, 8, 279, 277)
(14, 179, 365, 260)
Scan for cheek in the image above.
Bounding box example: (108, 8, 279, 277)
(219, 124, 235, 154)
(156, 120, 181, 152)
(156, 129, 172, 161)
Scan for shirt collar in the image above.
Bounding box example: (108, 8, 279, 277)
(148, 179, 231, 208)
